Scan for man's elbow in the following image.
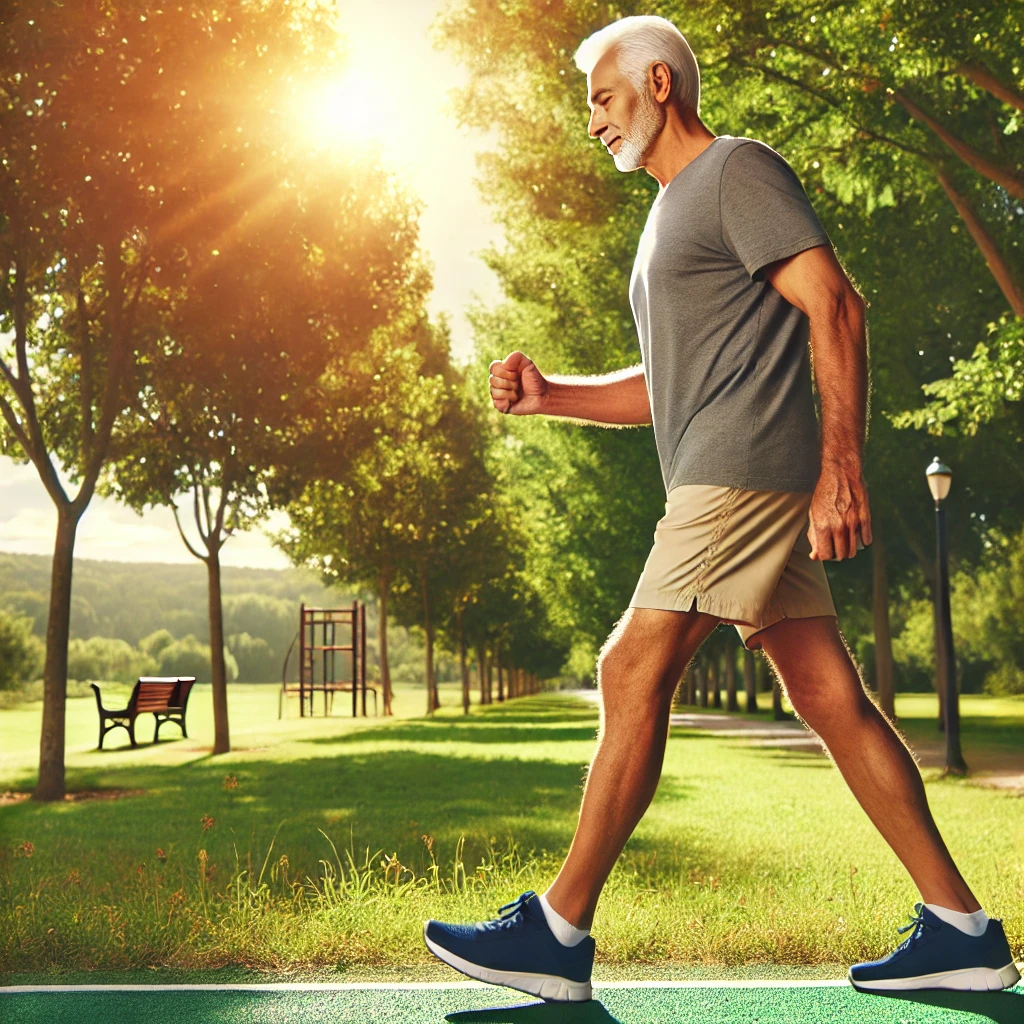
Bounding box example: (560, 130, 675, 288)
(811, 283, 865, 332)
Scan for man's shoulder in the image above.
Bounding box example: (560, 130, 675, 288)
(719, 136, 793, 169)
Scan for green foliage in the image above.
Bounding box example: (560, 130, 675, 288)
(66, 637, 157, 686)
(156, 635, 238, 685)
(952, 526, 1024, 694)
(0, 609, 43, 691)
(139, 629, 176, 659)
(225, 632, 274, 684)
(892, 316, 1024, 435)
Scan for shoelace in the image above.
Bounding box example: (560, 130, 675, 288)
(892, 902, 940, 956)
(480, 891, 536, 933)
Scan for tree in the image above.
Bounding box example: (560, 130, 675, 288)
(279, 317, 454, 716)
(92, 4, 424, 754)
(1, 0, 352, 797)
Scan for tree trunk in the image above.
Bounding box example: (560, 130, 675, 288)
(378, 575, 393, 715)
(495, 647, 504, 702)
(743, 648, 758, 713)
(685, 664, 696, 705)
(698, 662, 709, 707)
(872, 524, 896, 721)
(421, 569, 437, 714)
(458, 611, 470, 716)
(476, 642, 488, 705)
(33, 508, 80, 802)
(725, 643, 739, 712)
(206, 546, 231, 755)
(711, 655, 722, 709)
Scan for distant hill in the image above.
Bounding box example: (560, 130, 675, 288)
(0, 551, 351, 644)
(0, 552, 447, 685)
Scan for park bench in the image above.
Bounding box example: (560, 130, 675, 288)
(90, 676, 196, 750)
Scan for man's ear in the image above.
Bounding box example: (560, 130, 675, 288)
(650, 60, 673, 103)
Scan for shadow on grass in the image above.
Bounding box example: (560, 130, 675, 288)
(883, 988, 1024, 1024)
(299, 721, 600, 747)
(447, 1001, 620, 1023)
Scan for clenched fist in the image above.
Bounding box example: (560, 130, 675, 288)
(489, 351, 549, 416)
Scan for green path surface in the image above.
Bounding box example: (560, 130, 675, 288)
(2, 983, 1022, 1023)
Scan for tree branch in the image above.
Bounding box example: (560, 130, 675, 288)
(735, 59, 934, 160)
(958, 61, 1024, 114)
(892, 88, 1024, 200)
(84, 242, 133, 488)
(934, 166, 1024, 316)
(173, 503, 208, 562)
(0, 387, 35, 460)
(77, 276, 95, 451)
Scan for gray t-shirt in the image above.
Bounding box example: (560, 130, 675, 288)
(629, 135, 830, 494)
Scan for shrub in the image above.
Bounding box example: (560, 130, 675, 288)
(156, 635, 238, 684)
(67, 636, 157, 684)
(0, 610, 44, 690)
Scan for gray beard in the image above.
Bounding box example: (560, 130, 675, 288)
(613, 84, 662, 172)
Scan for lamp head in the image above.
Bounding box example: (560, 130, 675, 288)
(926, 456, 952, 503)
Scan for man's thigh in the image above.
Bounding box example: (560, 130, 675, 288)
(599, 605, 720, 694)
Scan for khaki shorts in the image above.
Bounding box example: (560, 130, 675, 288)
(629, 484, 837, 650)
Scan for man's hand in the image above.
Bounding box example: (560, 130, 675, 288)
(808, 463, 873, 561)
(489, 351, 549, 415)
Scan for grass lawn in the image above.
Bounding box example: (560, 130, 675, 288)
(1, 685, 1022, 977)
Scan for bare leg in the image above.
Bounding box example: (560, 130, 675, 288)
(545, 606, 720, 929)
(757, 615, 979, 912)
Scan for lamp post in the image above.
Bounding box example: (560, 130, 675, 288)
(926, 457, 967, 776)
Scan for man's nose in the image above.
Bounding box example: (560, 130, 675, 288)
(588, 109, 608, 139)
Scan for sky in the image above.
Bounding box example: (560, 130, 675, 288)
(0, 0, 507, 570)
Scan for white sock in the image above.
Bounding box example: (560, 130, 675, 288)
(925, 903, 989, 937)
(536, 892, 590, 947)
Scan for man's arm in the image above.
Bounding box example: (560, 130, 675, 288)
(763, 244, 873, 561)
(489, 352, 651, 427)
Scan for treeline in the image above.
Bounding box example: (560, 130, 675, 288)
(433, 0, 1024, 714)
(0, 553, 483, 689)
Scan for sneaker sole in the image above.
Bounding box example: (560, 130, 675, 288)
(422, 925, 592, 1002)
(848, 960, 1021, 993)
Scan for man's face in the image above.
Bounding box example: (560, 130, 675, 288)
(586, 47, 664, 173)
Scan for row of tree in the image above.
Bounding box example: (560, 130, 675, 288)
(432, 0, 1024, 720)
(0, 2, 565, 800)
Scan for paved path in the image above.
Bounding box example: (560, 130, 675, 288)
(570, 690, 1024, 789)
(3, 981, 1022, 1023)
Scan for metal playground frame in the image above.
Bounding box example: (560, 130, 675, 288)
(279, 601, 376, 718)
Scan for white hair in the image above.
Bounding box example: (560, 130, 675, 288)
(573, 15, 700, 112)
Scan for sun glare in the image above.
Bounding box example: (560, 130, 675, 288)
(293, 63, 401, 155)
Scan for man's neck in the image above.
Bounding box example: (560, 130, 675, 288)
(644, 107, 718, 189)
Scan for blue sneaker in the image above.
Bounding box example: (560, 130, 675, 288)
(423, 890, 594, 1002)
(848, 904, 1021, 992)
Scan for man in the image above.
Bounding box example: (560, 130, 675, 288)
(423, 14, 1019, 1003)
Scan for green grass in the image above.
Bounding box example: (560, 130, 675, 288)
(1, 687, 1022, 975)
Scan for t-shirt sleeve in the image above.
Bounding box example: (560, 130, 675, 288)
(720, 141, 831, 281)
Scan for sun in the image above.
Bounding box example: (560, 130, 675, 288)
(292, 63, 401, 153)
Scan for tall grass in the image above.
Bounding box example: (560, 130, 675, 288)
(2, 691, 1022, 973)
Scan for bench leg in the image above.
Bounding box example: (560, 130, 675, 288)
(128, 716, 138, 749)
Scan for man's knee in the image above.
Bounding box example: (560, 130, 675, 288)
(596, 607, 713, 715)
